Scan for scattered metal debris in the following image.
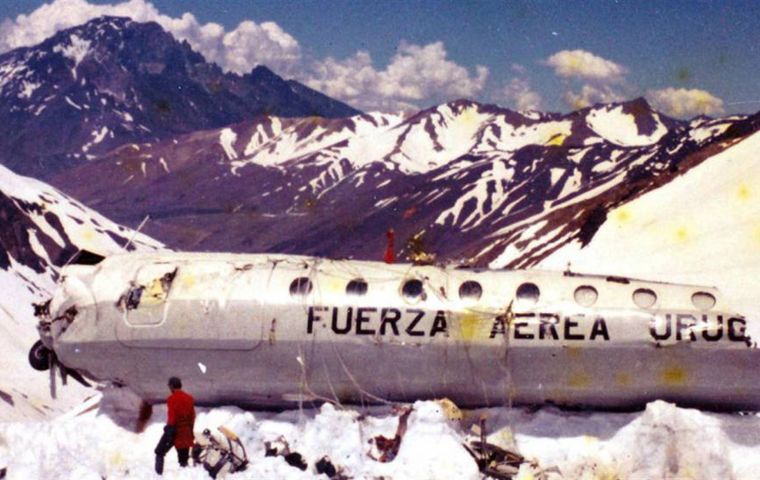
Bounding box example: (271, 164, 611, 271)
(464, 416, 558, 480)
(315, 456, 349, 479)
(368, 405, 413, 462)
(192, 426, 249, 478)
(264, 436, 307, 471)
(406, 231, 436, 265)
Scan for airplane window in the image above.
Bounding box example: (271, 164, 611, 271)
(402, 279, 425, 300)
(459, 281, 482, 301)
(691, 291, 716, 310)
(574, 285, 598, 307)
(516, 283, 540, 305)
(346, 279, 368, 296)
(633, 288, 657, 308)
(289, 277, 313, 297)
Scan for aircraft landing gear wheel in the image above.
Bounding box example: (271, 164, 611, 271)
(29, 340, 51, 371)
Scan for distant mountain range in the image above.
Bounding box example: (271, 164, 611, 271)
(0, 16, 360, 179)
(47, 97, 759, 268)
(0, 14, 758, 273)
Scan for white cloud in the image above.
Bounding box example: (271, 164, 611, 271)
(1, 0, 488, 112)
(501, 76, 542, 111)
(545, 49, 626, 81)
(0, 0, 302, 75)
(563, 84, 626, 110)
(646, 87, 725, 118)
(305, 41, 488, 112)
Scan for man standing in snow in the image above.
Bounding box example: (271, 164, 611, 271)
(154, 376, 196, 475)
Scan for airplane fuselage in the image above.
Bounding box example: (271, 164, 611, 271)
(36, 252, 760, 410)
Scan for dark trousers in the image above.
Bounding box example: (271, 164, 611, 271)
(154, 426, 189, 474)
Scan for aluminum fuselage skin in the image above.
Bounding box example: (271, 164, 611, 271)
(39, 252, 760, 410)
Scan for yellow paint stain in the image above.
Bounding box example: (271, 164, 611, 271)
(458, 312, 485, 341)
(738, 183, 751, 201)
(662, 367, 687, 386)
(612, 208, 631, 224)
(79, 228, 95, 246)
(108, 450, 126, 467)
(582, 435, 599, 445)
(693, 90, 715, 114)
(566, 345, 582, 358)
(141, 278, 168, 305)
(571, 97, 588, 110)
(615, 372, 632, 387)
(589, 464, 624, 480)
(753, 226, 760, 247)
(325, 278, 343, 293)
(458, 106, 477, 125)
(674, 226, 689, 243)
(568, 372, 591, 388)
(435, 398, 463, 421)
(545, 133, 566, 146)
(566, 56, 581, 75)
(515, 469, 535, 480)
(181, 274, 196, 288)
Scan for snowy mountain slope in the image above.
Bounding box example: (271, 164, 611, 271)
(48, 98, 755, 268)
(0, 163, 163, 421)
(0, 16, 360, 179)
(537, 128, 760, 328)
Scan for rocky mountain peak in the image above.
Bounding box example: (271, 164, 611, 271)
(0, 16, 361, 179)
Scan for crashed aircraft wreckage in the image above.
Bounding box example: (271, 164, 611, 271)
(30, 251, 759, 410)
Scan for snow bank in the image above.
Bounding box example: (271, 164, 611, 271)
(2, 393, 760, 479)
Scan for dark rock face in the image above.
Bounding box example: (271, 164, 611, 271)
(0, 163, 161, 300)
(49, 98, 756, 267)
(0, 16, 360, 178)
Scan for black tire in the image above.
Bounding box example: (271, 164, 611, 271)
(28, 340, 51, 371)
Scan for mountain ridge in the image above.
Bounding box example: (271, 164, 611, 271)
(0, 15, 360, 178)
(47, 97, 754, 269)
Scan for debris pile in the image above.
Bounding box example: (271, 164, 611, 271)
(264, 436, 307, 471)
(192, 426, 249, 478)
(368, 406, 413, 462)
(465, 416, 556, 480)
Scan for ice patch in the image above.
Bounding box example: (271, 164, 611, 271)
(17, 80, 40, 100)
(587, 105, 668, 146)
(219, 128, 238, 160)
(64, 96, 81, 110)
(91, 127, 108, 145)
(52, 34, 91, 80)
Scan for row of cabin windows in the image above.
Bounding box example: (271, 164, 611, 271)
(515, 283, 716, 310)
(288, 277, 717, 310)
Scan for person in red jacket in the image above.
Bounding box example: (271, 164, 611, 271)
(154, 377, 196, 475)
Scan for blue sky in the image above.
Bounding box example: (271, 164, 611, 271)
(2, 0, 759, 116)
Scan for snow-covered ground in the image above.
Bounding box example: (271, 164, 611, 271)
(2, 388, 760, 479)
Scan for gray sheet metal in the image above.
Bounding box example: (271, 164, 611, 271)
(38, 252, 760, 410)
